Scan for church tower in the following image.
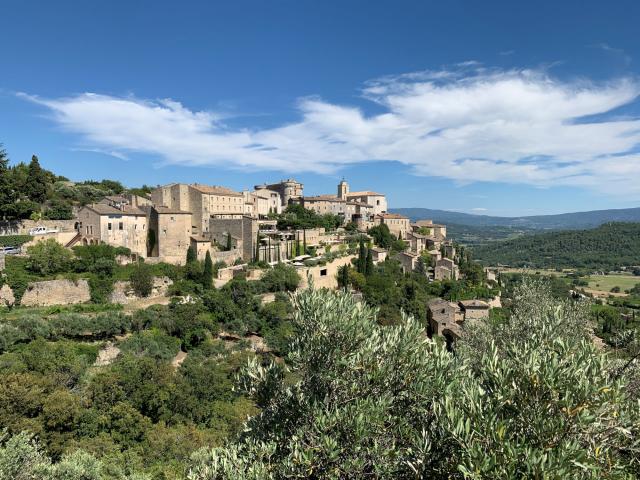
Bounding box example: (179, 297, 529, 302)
(337, 179, 349, 199)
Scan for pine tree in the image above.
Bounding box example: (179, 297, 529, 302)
(26, 155, 48, 203)
(203, 251, 213, 289)
(365, 248, 374, 276)
(186, 245, 197, 264)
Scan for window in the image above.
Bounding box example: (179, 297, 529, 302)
(377, 200, 380, 205)
(170, 216, 175, 221)
(119, 222, 123, 230)
(320, 268, 328, 277)
(108, 223, 112, 231)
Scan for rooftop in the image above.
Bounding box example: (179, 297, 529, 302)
(155, 206, 191, 214)
(376, 213, 409, 220)
(304, 195, 344, 202)
(346, 191, 385, 197)
(84, 204, 146, 216)
(459, 300, 490, 309)
(190, 184, 243, 196)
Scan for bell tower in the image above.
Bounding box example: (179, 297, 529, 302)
(337, 179, 349, 199)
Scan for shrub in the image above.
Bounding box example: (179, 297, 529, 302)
(129, 264, 154, 298)
(26, 238, 73, 275)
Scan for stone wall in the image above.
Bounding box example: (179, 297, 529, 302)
(20, 279, 91, 307)
(0, 219, 78, 236)
(210, 249, 242, 265)
(297, 255, 356, 290)
(0, 284, 15, 307)
(109, 276, 173, 304)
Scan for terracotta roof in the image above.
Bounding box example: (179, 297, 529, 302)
(154, 206, 191, 214)
(346, 191, 385, 197)
(190, 184, 243, 196)
(84, 204, 145, 216)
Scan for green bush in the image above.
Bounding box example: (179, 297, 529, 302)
(26, 238, 73, 275)
(129, 264, 154, 298)
(0, 235, 32, 247)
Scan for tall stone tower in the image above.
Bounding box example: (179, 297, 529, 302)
(337, 179, 349, 200)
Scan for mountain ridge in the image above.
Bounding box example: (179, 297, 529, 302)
(390, 207, 640, 229)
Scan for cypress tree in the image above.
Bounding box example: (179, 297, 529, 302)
(340, 264, 350, 290)
(26, 155, 48, 203)
(255, 231, 261, 262)
(226, 233, 232, 251)
(358, 238, 366, 273)
(186, 245, 197, 264)
(0, 146, 13, 219)
(303, 229, 307, 255)
(365, 248, 374, 276)
(203, 251, 213, 289)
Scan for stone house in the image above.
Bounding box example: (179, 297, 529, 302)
(370, 247, 387, 263)
(434, 257, 460, 281)
(151, 183, 244, 235)
(76, 203, 147, 257)
(345, 190, 387, 215)
(459, 300, 490, 321)
(374, 213, 411, 239)
(302, 195, 348, 217)
(210, 216, 259, 261)
(244, 188, 282, 217)
(394, 251, 420, 273)
(148, 206, 193, 264)
(427, 298, 465, 340)
(190, 235, 214, 261)
(255, 179, 303, 207)
(427, 298, 490, 344)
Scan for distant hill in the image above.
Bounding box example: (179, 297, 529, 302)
(471, 222, 640, 271)
(391, 207, 640, 230)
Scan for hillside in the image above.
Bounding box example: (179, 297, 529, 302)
(471, 222, 640, 270)
(391, 207, 640, 230)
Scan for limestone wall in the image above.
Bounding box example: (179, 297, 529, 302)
(0, 219, 78, 236)
(297, 255, 356, 290)
(109, 276, 173, 304)
(20, 279, 91, 307)
(0, 284, 15, 307)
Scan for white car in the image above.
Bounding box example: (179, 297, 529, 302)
(29, 226, 59, 235)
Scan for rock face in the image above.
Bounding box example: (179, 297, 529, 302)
(0, 284, 15, 307)
(109, 276, 173, 305)
(20, 279, 91, 307)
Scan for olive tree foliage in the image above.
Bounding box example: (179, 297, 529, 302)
(0, 430, 149, 480)
(189, 279, 640, 479)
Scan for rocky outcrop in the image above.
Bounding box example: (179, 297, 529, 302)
(109, 276, 173, 305)
(20, 279, 91, 307)
(0, 284, 15, 307)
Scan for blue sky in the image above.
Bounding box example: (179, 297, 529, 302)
(1, 0, 639, 216)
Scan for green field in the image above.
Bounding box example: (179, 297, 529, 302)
(587, 274, 640, 293)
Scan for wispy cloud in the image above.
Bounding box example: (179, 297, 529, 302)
(591, 43, 632, 66)
(19, 64, 640, 198)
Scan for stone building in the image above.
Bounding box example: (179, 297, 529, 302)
(210, 216, 259, 261)
(459, 300, 490, 321)
(374, 213, 411, 239)
(427, 298, 465, 341)
(394, 251, 420, 273)
(76, 203, 147, 257)
(370, 246, 387, 263)
(345, 190, 387, 215)
(434, 257, 460, 281)
(255, 179, 303, 207)
(302, 195, 348, 217)
(151, 183, 244, 235)
(148, 206, 193, 264)
(427, 298, 490, 345)
(190, 235, 213, 261)
(244, 188, 282, 217)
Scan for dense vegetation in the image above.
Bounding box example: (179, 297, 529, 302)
(0, 145, 151, 220)
(472, 222, 640, 270)
(275, 204, 343, 231)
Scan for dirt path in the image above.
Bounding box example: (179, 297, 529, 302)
(94, 342, 121, 366)
(171, 351, 188, 368)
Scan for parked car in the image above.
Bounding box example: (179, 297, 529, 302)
(0, 246, 21, 255)
(28, 226, 59, 235)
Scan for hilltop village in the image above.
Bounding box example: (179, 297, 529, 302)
(0, 174, 494, 343)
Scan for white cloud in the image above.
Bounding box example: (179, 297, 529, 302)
(19, 65, 640, 198)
